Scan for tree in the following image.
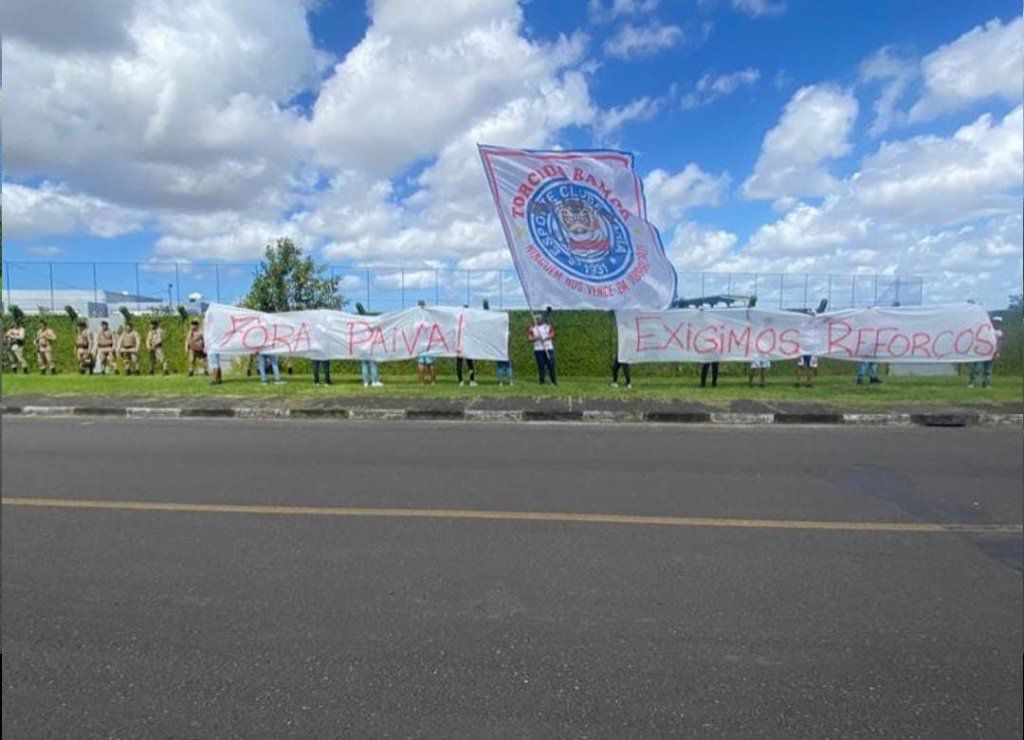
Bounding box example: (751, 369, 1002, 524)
(243, 238, 345, 311)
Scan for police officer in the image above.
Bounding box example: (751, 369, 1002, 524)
(35, 320, 58, 374)
(75, 320, 94, 374)
(146, 320, 169, 375)
(185, 319, 207, 376)
(95, 320, 117, 374)
(4, 320, 29, 373)
(119, 321, 142, 375)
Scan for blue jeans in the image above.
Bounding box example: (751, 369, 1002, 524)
(496, 360, 513, 382)
(258, 354, 281, 382)
(968, 360, 993, 386)
(856, 361, 879, 382)
(360, 360, 379, 384)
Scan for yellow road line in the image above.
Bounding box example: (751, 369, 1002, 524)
(2, 497, 1021, 535)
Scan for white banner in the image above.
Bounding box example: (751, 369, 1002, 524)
(617, 304, 997, 363)
(479, 145, 677, 310)
(204, 304, 509, 361)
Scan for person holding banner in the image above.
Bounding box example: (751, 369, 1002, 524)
(749, 359, 770, 388)
(312, 359, 332, 386)
(611, 361, 631, 389)
(795, 354, 818, 387)
(257, 353, 283, 385)
(968, 315, 1003, 388)
(526, 314, 557, 385)
(856, 362, 882, 385)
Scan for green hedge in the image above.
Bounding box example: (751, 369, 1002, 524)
(3, 310, 1019, 378)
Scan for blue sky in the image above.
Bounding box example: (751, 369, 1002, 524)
(3, 0, 1022, 307)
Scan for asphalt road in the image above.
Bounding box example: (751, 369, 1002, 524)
(2, 417, 1022, 738)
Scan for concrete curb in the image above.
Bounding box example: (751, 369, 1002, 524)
(3, 403, 1022, 427)
(126, 407, 183, 419)
(465, 409, 524, 422)
(709, 412, 775, 425)
(842, 413, 913, 426)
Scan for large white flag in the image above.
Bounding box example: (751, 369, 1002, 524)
(479, 145, 677, 310)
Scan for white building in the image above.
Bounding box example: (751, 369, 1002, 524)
(3, 289, 166, 316)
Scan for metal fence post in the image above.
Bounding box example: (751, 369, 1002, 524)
(466, 270, 471, 306)
(894, 276, 901, 306)
(174, 263, 181, 306)
(752, 273, 758, 301)
(803, 274, 809, 308)
(498, 271, 504, 309)
(434, 269, 440, 305)
(827, 274, 833, 308)
(4, 261, 11, 308)
(49, 263, 55, 311)
(93, 263, 99, 303)
(215, 264, 221, 303)
(401, 268, 405, 308)
(135, 262, 141, 311)
(778, 274, 784, 308)
(365, 268, 371, 311)
(873, 275, 879, 306)
(851, 277, 856, 307)
(700, 273, 706, 298)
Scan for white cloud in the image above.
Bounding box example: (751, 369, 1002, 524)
(3, 0, 319, 214)
(859, 47, 914, 136)
(588, 0, 659, 22)
(742, 84, 858, 200)
(731, 0, 785, 18)
(307, 0, 587, 176)
(851, 106, 1023, 225)
(664, 221, 738, 269)
(594, 95, 663, 139)
(3, 182, 148, 238)
(24, 246, 65, 257)
(603, 22, 684, 59)
(643, 164, 730, 228)
(681, 67, 760, 108)
(747, 198, 871, 256)
(909, 16, 1024, 122)
(730, 106, 1023, 303)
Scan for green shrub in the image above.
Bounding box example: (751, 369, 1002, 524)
(3, 309, 1020, 378)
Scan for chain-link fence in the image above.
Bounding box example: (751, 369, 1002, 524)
(1, 261, 923, 314)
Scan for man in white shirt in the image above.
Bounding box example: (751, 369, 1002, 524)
(526, 313, 557, 385)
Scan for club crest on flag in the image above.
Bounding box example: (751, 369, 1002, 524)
(479, 145, 677, 310)
(529, 180, 634, 283)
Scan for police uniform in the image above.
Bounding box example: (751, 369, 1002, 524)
(147, 325, 168, 374)
(95, 326, 117, 374)
(75, 325, 94, 373)
(186, 325, 207, 375)
(35, 325, 58, 374)
(4, 325, 29, 373)
(119, 327, 141, 374)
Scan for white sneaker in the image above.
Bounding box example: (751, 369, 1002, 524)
(273, 380, 285, 385)
(469, 381, 477, 387)
(458, 381, 464, 387)
(626, 383, 632, 389)
(610, 382, 618, 388)
(372, 380, 383, 387)
(363, 381, 369, 387)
